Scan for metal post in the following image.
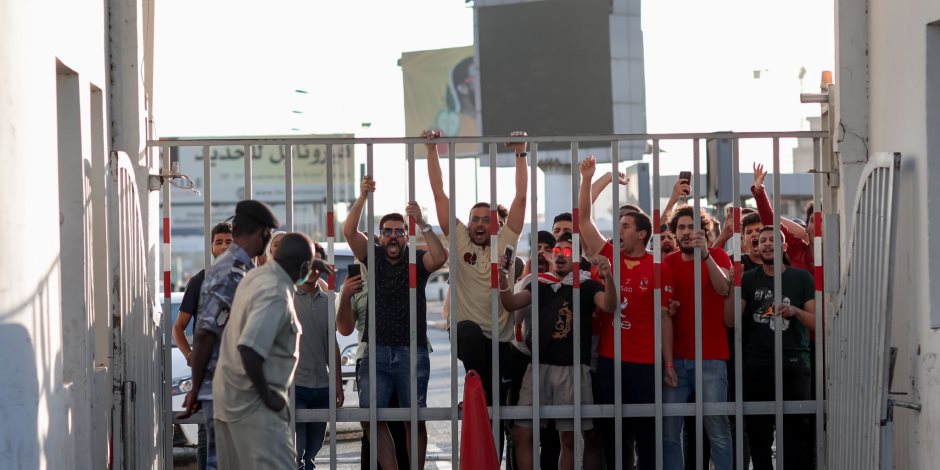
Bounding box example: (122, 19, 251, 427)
(812, 137, 825, 469)
(653, 140, 664, 470)
(326, 143, 338, 469)
(772, 137, 784, 470)
(530, 142, 541, 468)
(613, 140, 623, 470)
(366, 144, 377, 470)
(731, 139, 744, 470)
(489, 142, 501, 454)
(285, 145, 294, 231)
(570, 141, 583, 466)
(692, 139, 704, 470)
(203, 146, 211, 268)
(448, 141, 460, 470)
(244, 144, 253, 199)
(408, 143, 419, 470)
(162, 145, 173, 469)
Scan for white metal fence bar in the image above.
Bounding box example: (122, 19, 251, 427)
(653, 139, 665, 470)
(612, 139, 624, 470)
(407, 142, 419, 470)
(447, 141, 460, 470)
(365, 143, 377, 470)
(772, 137, 785, 470)
(570, 140, 584, 467)
(529, 141, 541, 468)
(731, 138, 744, 470)
(325, 143, 338, 469)
(692, 138, 705, 470)
(488, 141, 501, 457)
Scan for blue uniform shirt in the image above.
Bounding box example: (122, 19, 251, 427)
(195, 243, 255, 400)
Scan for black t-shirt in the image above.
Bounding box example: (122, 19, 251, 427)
(740, 254, 762, 273)
(741, 267, 815, 369)
(526, 279, 605, 366)
(180, 269, 206, 319)
(362, 245, 431, 348)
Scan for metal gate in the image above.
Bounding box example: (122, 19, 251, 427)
(109, 150, 166, 469)
(826, 152, 900, 470)
(155, 129, 830, 470)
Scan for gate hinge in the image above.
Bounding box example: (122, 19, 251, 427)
(149, 161, 198, 194)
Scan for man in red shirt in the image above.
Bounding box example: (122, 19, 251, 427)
(578, 156, 676, 470)
(663, 207, 733, 470)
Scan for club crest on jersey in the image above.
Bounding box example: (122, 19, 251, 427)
(639, 277, 650, 292)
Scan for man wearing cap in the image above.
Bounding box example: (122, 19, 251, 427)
(178, 199, 280, 470)
(213, 232, 320, 470)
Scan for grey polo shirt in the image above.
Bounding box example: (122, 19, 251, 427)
(294, 287, 331, 389)
(213, 261, 300, 423)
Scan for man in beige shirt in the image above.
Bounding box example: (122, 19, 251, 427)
(212, 233, 321, 470)
(424, 130, 528, 410)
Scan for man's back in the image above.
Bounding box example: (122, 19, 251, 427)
(213, 261, 298, 422)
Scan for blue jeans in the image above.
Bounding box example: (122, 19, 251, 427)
(663, 359, 733, 470)
(201, 399, 217, 470)
(295, 386, 330, 469)
(357, 345, 430, 408)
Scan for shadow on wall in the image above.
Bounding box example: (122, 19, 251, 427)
(0, 324, 39, 469)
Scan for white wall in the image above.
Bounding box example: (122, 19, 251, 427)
(839, 0, 940, 468)
(0, 0, 150, 468)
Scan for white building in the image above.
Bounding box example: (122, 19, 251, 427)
(836, 0, 940, 467)
(0, 0, 160, 468)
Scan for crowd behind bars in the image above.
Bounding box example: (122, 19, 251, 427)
(171, 132, 818, 470)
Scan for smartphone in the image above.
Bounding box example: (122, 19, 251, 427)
(500, 245, 516, 273)
(678, 171, 692, 197)
(347, 264, 361, 279)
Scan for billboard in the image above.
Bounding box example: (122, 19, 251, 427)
(401, 46, 479, 157)
(477, 0, 614, 151)
(170, 136, 356, 206)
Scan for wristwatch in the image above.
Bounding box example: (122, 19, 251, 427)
(516, 152, 528, 158)
(421, 224, 433, 233)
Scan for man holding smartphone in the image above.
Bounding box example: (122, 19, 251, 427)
(342, 176, 448, 469)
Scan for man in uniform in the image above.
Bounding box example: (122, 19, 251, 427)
(177, 199, 280, 470)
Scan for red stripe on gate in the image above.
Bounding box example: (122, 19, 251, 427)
(164, 272, 171, 298)
(814, 212, 823, 237)
(409, 215, 416, 236)
(572, 208, 580, 233)
(815, 266, 824, 291)
(653, 209, 661, 233)
(734, 262, 743, 287)
(163, 217, 170, 243)
(491, 209, 499, 235)
(327, 211, 334, 238)
(328, 272, 335, 291)
(491, 264, 499, 289)
(653, 263, 661, 289)
(410, 264, 417, 289)
(732, 207, 741, 235)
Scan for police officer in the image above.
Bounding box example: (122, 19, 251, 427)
(178, 199, 280, 470)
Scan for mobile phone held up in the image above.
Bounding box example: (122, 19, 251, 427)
(500, 245, 516, 273)
(347, 264, 361, 280)
(678, 171, 692, 197)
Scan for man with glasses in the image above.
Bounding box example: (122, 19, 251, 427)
(342, 175, 448, 469)
(178, 199, 280, 470)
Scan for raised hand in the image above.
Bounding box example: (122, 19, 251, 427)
(507, 131, 528, 154)
(579, 155, 598, 178)
(405, 201, 425, 227)
(360, 175, 376, 196)
(753, 162, 767, 188)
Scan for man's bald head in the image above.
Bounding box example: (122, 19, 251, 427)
(274, 232, 314, 282)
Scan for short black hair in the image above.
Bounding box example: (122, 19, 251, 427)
(742, 212, 762, 229)
(379, 213, 406, 230)
(553, 212, 573, 224)
(805, 201, 814, 223)
(556, 232, 573, 245)
(274, 232, 314, 276)
(623, 211, 653, 245)
(620, 204, 644, 215)
(211, 222, 232, 239)
(313, 241, 326, 260)
(471, 202, 491, 211)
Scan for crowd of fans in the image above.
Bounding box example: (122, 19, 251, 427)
(170, 131, 819, 470)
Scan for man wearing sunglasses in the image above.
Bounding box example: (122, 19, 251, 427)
(343, 175, 448, 469)
(178, 199, 280, 470)
(499, 233, 618, 470)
